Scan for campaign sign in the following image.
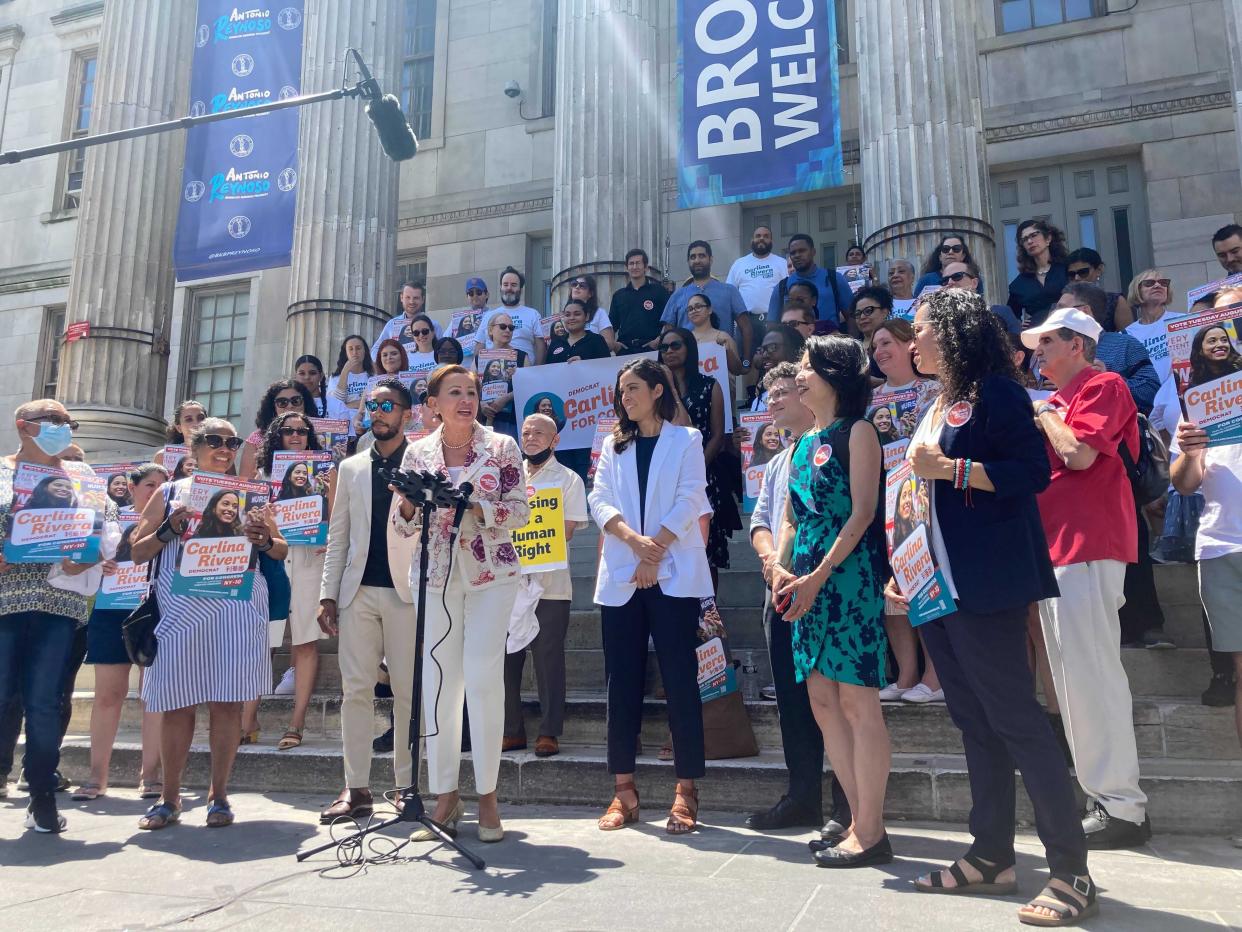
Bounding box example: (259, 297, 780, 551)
(739, 411, 778, 508)
(309, 418, 349, 463)
(478, 348, 518, 406)
(885, 461, 956, 626)
(678, 0, 843, 207)
(4, 463, 103, 563)
(1187, 272, 1242, 311)
(588, 416, 619, 479)
(174, 1, 305, 281)
(1167, 302, 1242, 446)
(869, 388, 920, 472)
(269, 451, 333, 545)
(172, 474, 269, 599)
(696, 636, 737, 702)
(837, 265, 871, 294)
(448, 311, 482, 356)
(161, 445, 193, 476)
(98, 510, 148, 610)
(512, 483, 567, 573)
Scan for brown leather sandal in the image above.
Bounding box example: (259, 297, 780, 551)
(598, 781, 640, 831)
(666, 782, 699, 835)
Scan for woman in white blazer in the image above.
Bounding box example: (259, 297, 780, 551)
(589, 358, 713, 836)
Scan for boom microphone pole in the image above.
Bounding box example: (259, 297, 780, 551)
(297, 468, 483, 870)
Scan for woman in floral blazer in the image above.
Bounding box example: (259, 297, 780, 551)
(390, 365, 530, 842)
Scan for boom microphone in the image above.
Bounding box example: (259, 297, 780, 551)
(366, 93, 419, 162)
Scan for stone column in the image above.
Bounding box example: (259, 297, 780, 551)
(551, 0, 662, 309)
(855, 0, 998, 292)
(58, 1, 195, 455)
(1225, 0, 1242, 179)
(285, 0, 402, 368)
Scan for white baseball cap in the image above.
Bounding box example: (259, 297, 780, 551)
(1020, 307, 1103, 350)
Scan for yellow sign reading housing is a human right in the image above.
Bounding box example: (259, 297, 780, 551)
(512, 484, 567, 573)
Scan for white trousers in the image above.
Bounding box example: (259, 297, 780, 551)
(422, 565, 518, 796)
(1039, 560, 1147, 824)
(339, 585, 416, 789)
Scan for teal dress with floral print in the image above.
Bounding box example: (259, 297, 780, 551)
(786, 421, 887, 687)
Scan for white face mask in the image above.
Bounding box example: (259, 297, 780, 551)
(31, 421, 73, 457)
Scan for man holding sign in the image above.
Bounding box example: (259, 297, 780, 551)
(502, 414, 588, 758)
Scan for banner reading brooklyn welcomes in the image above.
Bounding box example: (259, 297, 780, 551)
(678, 0, 843, 207)
(174, 2, 305, 281)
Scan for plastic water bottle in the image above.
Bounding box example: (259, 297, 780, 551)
(740, 651, 760, 702)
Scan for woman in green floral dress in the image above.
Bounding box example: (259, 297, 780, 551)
(772, 335, 891, 870)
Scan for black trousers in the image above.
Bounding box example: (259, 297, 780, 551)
(1120, 514, 1166, 642)
(503, 599, 571, 738)
(601, 587, 704, 779)
(921, 605, 1088, 878)
(766, 596, 849, 819)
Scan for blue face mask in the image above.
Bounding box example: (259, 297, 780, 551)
(32, 421, 73, 457)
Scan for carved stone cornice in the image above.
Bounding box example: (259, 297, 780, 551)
(0, 24, 24, 58)
(985, 91, 1232, 143)
(50, 2, 105, 31)
(397, 195, 552, 231)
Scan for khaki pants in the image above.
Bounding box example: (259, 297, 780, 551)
(339, 585, 416, 789)
(1039, 560, 1147, 825)
(423, 567, 518, 796)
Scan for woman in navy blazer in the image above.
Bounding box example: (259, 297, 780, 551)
(897, 289, 1097, 926)
(589, 359, 713, 836)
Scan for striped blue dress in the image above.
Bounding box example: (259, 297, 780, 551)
(140, 479, 271, 712)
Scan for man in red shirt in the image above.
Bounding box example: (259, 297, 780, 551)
(1025, 307, 1150, 850)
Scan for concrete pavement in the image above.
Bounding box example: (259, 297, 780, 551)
(0, 791, 1240, 930)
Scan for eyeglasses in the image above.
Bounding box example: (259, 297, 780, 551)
(1020, 231, 1044, 244)
(494, 323, 515, 331)
(759, 343, 782, 354)
(851, 304, 883, 317)
(201, 434, 243, 451)
(411, 328, 432, 337)
(939, 243, 964, 254)
(274, 395, 304, 409)
(1067, 267, 1094, 280)
(941, 271, 972, 285)
(279, 426, 310, 438)
(659, 340, 685, 352)
(366, 399, 407, 413)
(687, 303, 709, 312)
(467, 289, 486, 296)
(1140, 278, 1171, 289)
(24, 414, 79, 430)
(571, 279, 589, 288)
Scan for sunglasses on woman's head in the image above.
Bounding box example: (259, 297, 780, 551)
(940, 243, 964, 254)
(941, 271, 971, 285)
(279, 426, 310, 437)
(274, 396, 303, 409)
(660, 340, 685, 351)
(202, 435, 243, 451)
(1067, 267, 1094, 280)
(366, 399, 406, 413)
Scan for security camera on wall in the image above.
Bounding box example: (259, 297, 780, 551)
(503, 80, 522, 99)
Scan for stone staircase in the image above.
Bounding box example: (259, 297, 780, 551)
(60, 525, 1242, 833)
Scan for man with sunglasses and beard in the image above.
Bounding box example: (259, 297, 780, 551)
(317, 379, 419, 824)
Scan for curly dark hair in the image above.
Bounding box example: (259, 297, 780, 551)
(254, 379, 318, 432)
(1016, 219, 1068, 275)
(920, 232, 976, 275)
(924, 289, 1018, 404)
(257, 411, 323, 474)
(1189, 324, 1242, 388)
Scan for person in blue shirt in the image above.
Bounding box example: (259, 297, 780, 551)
(914, 232, 985, 298)
(766, 234, 853, 326)
(661, 240, 753, 364)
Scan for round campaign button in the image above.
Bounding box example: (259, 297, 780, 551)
(813, 444, 833, 467)
(643, 300, 654, 311)
(478, 472, 498, 493)
(946, 401, 974, 428)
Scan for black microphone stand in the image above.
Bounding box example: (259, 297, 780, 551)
(297, 469, 484, 869)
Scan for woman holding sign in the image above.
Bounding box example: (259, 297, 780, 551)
(71, 463, 169, 802)
(254, 412, 334, 752)
(128, 419, 287, 831)
(239, 380, 319, 480)
(590, 359, 713, 836)
(768, 336, 891, 869)
(475, 311, 531, 441)
(902, 289, 1094, 925)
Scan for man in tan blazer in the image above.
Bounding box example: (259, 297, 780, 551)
(317, 380, 418, 823)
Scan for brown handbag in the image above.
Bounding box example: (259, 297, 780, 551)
(699, 599, 758, 760)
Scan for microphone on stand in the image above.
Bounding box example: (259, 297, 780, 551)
(449, 481, 474, 543)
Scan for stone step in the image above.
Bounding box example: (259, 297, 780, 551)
(69, 690, 1242, 763)
(53, 733, 1242, 836)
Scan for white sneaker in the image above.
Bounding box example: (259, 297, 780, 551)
(273, 666, 296, 696)
(901, 683, 945, 703)
(878, 683, 906, 701)
(760, 684, 777, 701)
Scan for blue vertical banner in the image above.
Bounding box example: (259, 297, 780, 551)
(678, 1, 843, 208)
(174, 4, 305, 281)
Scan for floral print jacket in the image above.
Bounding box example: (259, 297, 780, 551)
(390, 424, 530, 591)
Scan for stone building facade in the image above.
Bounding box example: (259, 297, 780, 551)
(0, 0, 1240, 454)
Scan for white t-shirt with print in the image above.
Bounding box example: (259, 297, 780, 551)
(727, 253, 788, 316)
(1125, 313, 1183, 384)
(480, 305, 544, 357)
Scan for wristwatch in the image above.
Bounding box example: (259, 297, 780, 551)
(1035, 403, 1057, 418)
(741, 359, 751, 370)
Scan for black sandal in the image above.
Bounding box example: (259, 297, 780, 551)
(914, 852, 1018, 896)
(1018, 874, 1098, 927)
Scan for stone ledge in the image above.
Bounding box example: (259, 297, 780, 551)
(977, 12, 1132, 55)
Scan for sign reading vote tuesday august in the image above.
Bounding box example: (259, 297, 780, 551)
(678, 0, 844, 207)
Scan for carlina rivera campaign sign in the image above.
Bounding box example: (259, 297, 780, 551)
(172, 473, 270, 600)
(174, 2, 305, 281)
(1166, 301, 1242, 446)
(3, 463, 105, 564)
(678, 0, 843, 208)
